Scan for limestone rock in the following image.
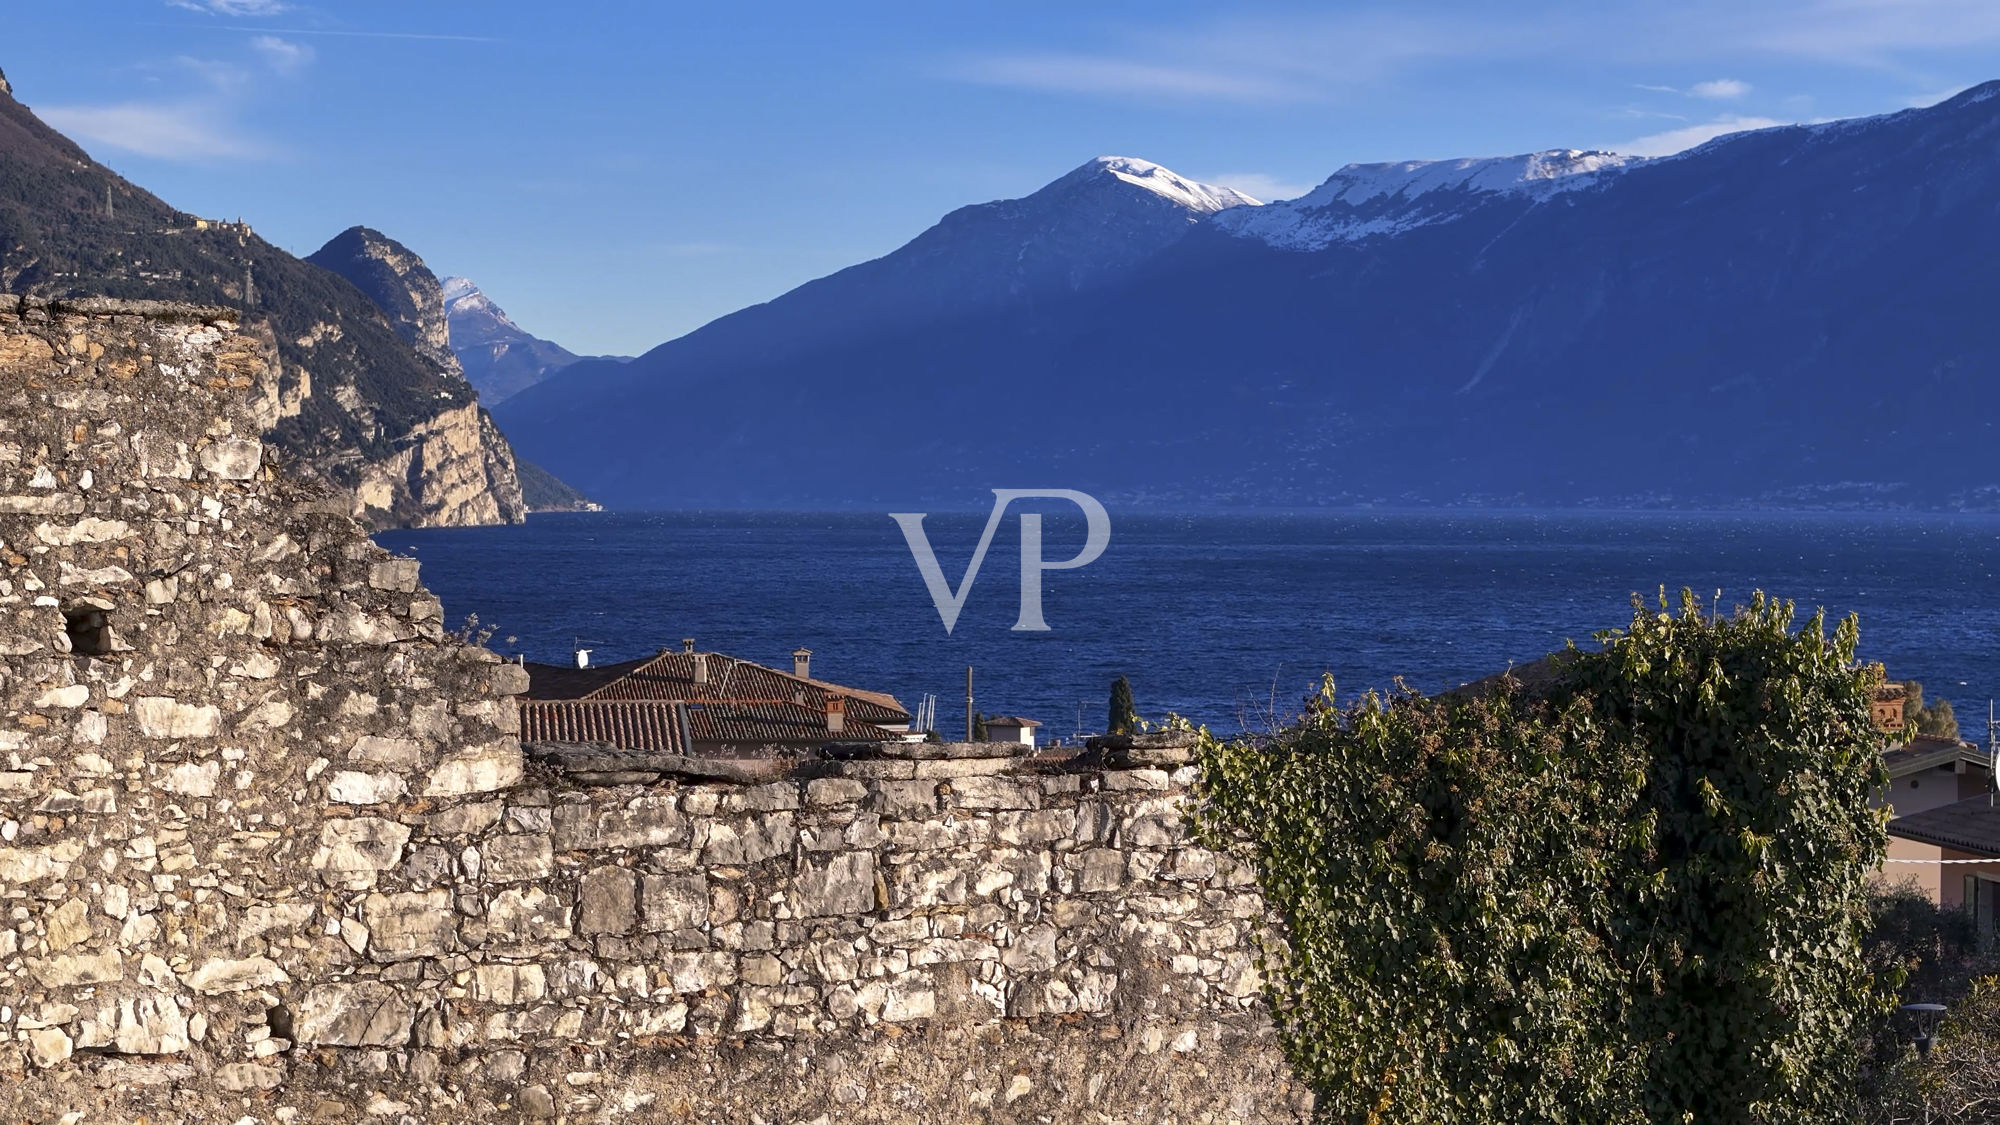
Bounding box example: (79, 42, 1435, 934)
(578, 865, 637, 935)
(423, 739, 523, 796)
(293, 982, 416, 1047)
(198, 437, 263, 479)
(312, 817, 412, 890)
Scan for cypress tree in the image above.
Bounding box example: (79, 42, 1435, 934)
(1109, 676, 1137, 735)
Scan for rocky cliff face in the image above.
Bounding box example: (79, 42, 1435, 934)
(0, 72, 524, 528)
(0, 297, 1306, 1122)
(305, 227, 529, 525)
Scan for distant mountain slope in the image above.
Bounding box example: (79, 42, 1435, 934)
(498, 89, 2000, 511)
(0, 69, 524, 527)
(438, 276, 593, 405)
(309, 228, 598, 514)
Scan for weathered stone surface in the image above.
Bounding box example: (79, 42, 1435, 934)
(70, 991, 190, 1054)
(423, 739, 523, 796)
(362, 890, 454, 960)
(293, 983, 416, 1046)
(578, 865, 638, 934)
(482, 833, 555, 882)
(198, 436, 263, 479)
(0, 302, 1303, 1125)
(132, 696, 222, 738)
(553, 795, 685, 849)
(796, 850, 876, 917)
(327, 769, 408, 804)
(312, 817, 413, 890)
(183, 955, 289, 994)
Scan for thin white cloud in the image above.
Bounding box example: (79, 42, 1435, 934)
(942, 12, 1526, 105)
(949, 54, 1304, 103)
(1690, 78, 1752, 99)
(37, 101, 265, 160)
(168, 0, 288, 14)
(1205, 172, 1315, 202)
(1611, 115, 1787, 157)
(250, 34, 314, 75)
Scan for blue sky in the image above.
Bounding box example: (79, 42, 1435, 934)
(6, 0, 1997, 355)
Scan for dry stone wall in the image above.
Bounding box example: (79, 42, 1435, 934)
(0, 299, 1308, 1124)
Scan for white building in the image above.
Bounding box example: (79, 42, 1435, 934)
(983, 716, 1042, 747)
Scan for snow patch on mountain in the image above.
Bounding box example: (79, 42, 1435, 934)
(1057, 156, 1261, 213)
(1214, 149, 1645, 251)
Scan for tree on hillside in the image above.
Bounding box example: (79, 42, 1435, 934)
(1196, 590, 1892, 1125)
(972, 712, 988, 741)
(1108, 675, 1138, 735)
(1903, 682, 1962, 740)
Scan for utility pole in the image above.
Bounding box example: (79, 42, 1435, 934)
(965, 666, 974, 743)
(1988, 701, 1997, 808)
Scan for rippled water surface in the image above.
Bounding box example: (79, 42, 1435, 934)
(378, 510, 2000, 740)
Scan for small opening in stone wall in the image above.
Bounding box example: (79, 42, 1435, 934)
(62, 603, 115, 657)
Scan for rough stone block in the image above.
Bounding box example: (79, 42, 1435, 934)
(640, 873, 709, 933)
(311, 817, 412, 890)
(553, 795, 685, 850)
(423, 739, 523, 797)
(197, 436, 263, 479)
(363, 890, 455, 960)
(133, 697, 221, 738)
(293, 982, 416, 1047)
(578, 866, 637, 935)
(795, 851, 876, 917)
(482, 834, 555, 882)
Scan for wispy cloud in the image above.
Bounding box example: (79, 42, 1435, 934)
(1690, 78, 1752, 99)
(1611, 115, 1787, 157)
(37, 101, 264, 160)
(249, 34, 314, 75)
(1636, 78, 1753, 100)
(942, 12, 1525, 105)
(168, 0, 288, 15)
(951, 54, 1302, 102)
(215, 26, 501, 43)
(1205, 172, 1316, 202)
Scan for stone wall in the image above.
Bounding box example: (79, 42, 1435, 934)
(0, 299, 1308, 1124)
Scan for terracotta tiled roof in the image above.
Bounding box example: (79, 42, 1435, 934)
(683, 700, 894, 746)
(529, 651, 910, 726)
(1890, 796, 2000, 858)
(520, 699, 690, 754)
(519, 697, 896, 754)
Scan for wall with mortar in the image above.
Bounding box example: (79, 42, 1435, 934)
(0, 298, 1309, 1124)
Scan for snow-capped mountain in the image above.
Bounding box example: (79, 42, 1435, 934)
(1214, 149, 1642, 250)
(437, 276, 589, 405)
(497, 82, 2000, 511)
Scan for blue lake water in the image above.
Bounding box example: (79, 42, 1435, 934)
(376, 510, 2000, 742)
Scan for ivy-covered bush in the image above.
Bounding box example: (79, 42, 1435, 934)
(1195, 591, 1893, 1124)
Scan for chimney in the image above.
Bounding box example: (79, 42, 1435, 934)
(826, 696, 846, 734)
(793, 647, 813, 679)
(573, 648, 592, 669)
(693, 652, 709, 685)
(682, 637, 696, 654)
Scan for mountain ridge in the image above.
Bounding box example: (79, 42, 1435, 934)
(0, 71, 528, 528)
(497, 82, 2000, 511)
